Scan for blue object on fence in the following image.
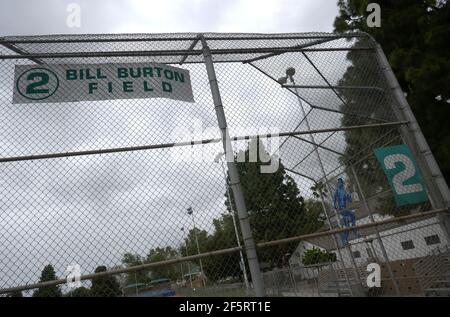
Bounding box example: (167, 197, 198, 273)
(333, 178, 360, 246)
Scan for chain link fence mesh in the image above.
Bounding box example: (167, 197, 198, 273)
(0, 33, 449, 297)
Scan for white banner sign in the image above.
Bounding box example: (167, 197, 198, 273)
(13, 62, 194, 104)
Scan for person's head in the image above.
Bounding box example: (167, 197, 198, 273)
(337, 178, 344, 188)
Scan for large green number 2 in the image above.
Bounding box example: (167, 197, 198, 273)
(26, 72, 49, 94)
(383, 153, 423, 195)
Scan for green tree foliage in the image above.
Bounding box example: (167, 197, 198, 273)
(65, 286, 91, 297)
(122, 248, 183, 285)
(90, 266, 121, 297)
(310, 181, 329, 199)
(122, 253, 151, 285)
(146, 246, 180, 280)
(302, 247, 337, 266)
(181, 227, 210, 277)
(32, 264, 62, 297)
(203, 213, 244, 281)
(224, 139, 323, 267)
(334, 0, 450, 185)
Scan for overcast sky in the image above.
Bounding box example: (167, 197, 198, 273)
(0, 0, 339, 35)
(0, 0, 350, 291)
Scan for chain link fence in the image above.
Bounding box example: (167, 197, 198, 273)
(0, 33, 449, 297)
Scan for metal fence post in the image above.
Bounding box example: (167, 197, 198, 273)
(350, 165, 400, 295)
(375, 43, 450, 240)
(200, 35, 265, 297)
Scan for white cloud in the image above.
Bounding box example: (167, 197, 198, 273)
(0, 0, 338, 35)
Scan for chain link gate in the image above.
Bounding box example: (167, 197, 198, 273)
(0, 33, 449, 297)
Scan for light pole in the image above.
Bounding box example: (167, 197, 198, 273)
(187, 207, 207, 288)
(215, 152, 250, 292)
(181, 227, 193, 289)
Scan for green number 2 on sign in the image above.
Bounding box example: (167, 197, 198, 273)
(26, 72, 49, 94)
(383, 153, 423, 195)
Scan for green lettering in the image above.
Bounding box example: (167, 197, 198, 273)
(86, 69, 95, 80)
(155, 67, 162, 77)
(129, 68, 141, 78)
(123, 81, 133, 92)
(174, 72, 185, 83)
(143, 81, 153, 91)
(88, 82, 98, 94)
(96, 68, 107, 79)
(164, 69, 174, 80)
(66, 69, 77, 80)
(162, 81, 172, 93)
(117, 68, 128, 78)
(143, 67, 153, 78)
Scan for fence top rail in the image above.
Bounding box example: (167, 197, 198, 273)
(0, 121, 408, 163)
(0, 32, 375, 64)
(0, 32, 370, 44)
(0, 46, 374, 60)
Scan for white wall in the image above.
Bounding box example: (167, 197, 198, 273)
(335, 215, 449, 266)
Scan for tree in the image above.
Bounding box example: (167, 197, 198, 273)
(90, 266, 121, 297)
(146, 247, 180, 280)
(181, 227, 210, 277)
(202, 213, 244, 281)
(224, 139, 323, 267)
(334, 0, 450, 186)
(65, 286, 91, 297)
(302, 247, 337, 266)
(32, 264, 62, 297)
(122, 253, 151, 285)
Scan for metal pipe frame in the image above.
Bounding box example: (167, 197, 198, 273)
(0, 33, 371, 45)
(290, 131, 337, 171)
(292, 135, 345, 157)
(0, 42, 43, 64)
(242, 37, 340, 64)
(217, 154, 250, 292)
(200, 35, 265, 297)
(248, 62, 389, 125)
(0, 121, 408, 164)
(0, 47, 374, 60)
(301, 52, 350, 109)
(314, 127, 400, 185)
(282, 84, 384, 93)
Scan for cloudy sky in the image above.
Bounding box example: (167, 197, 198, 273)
(0, 0, 355, 291)
(0, 0, 339, 35)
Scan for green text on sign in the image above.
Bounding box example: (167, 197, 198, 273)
(374, 144, 428, 206)
(13, 63, 194, 104)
